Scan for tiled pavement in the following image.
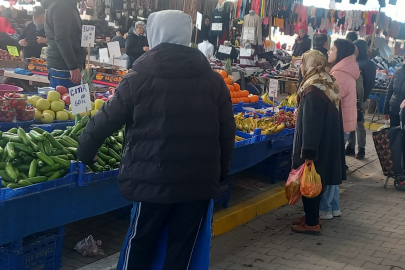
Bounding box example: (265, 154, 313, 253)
(63, 130, 389, 270)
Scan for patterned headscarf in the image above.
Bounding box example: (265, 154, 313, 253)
(134, 21, 146, 36)
(298, 50, 340, 110)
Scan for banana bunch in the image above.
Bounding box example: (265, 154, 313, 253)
(261, 93, 276, 106)
(234, 113, 257, 133)
(260, 121, 285, 135)
(235, 135, 245, 142)
(278, 94, 297, 108)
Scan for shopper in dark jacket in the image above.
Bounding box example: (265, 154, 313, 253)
(18, 6, 47, 58)
(346, 40, 376, 159)
(125, 21, 149, 69)
(292, 29, 311, 57)
(291, 50, 345, 235)
(42, 0, 86, 88)
(77, 10, 235, 269)
(384, 64, 405, 127)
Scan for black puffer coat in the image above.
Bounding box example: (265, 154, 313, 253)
(77, 43, 236, 204)
(292, 35, 311, 57)
(42, 0, 86, 70)
(125, 33, 148, 69)
(384, 65, 405, 115)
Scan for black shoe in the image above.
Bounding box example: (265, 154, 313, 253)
(345, 146, 355, 156)
(356, 148, 365, 160)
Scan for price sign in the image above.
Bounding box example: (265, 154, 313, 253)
(196, 12, 202, 31)
(81, 25, 96, 48)
(243, 27, 255, 42)
(6, 46, 19, 57)
(218, 45, 232, 54)
(68, 84, 92, 115)
(99, 48, 109, 64)
(107, 41, 122, 58)
(211, 23, 223, 31)
(240, 48, 252, 57)
(268, 79, 278, 97)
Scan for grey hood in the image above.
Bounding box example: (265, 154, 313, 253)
(147, 10, 192, 49)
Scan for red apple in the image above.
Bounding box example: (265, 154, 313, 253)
(62, 95, 71, 105)
(56, 85, 68, 95)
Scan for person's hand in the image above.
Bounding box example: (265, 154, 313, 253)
(384, 114, 390, 121)
(18, 39, 28, 47)
(305, 159, 313, 166)
(143, 46, 149, 52)
(70, 68, 81, 84)
(294, 108, 298, 116)
(296, 39, 302, 44)
(401, 100, 405, 109)
(36, 36, 47, 44)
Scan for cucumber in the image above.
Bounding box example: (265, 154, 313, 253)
(1, 149, 7, 162)
(37, 160, 44, 167)
(11, 158, 21, 166)
(26, 176, 47, 184)
(57, 139, 72, 148)
(48, 170, 63, 181)
(111, 144, 121, 153)
(14, 167, 19, 178)
(36, 152, 55, 166)
(97, 151, 112, 162)
(118, 131, 124, 137)
(66, 147, 77, 156)
(45, 171, 56, 177)
(114, 136, 123, 143)
(37, 141, 45, 153)
(13, 143, 33, 154)
(0, 170, 14, 182)
(2, 134, 22, 142)
(1, 179, 6, 187)
(21, 155, 34, 164)
(44, 132, 63, 150)
(105, 137, 111, 145)
(108, 158, 117, 166)
(17, 164, 30, 172)
(55, 155, 68, 160)
(96, 158, 106, 167)
(28, 159, 37, 178)
(62, 136, 78, 147)
(0, 140, 6, 147)
(71, 121, 82, 134)
(0, 162, 6, 170)
(7, 183, 21, 189)
(81, 116, 89, 126)
(42, 140, 52, 155)
(17, 127, 30, 146)
(51, 130, 64, 136)
(7, 128, 17, 134)
(18, 180, 33, 186)
(66, 154, 75, 160)
(40, 164, 61, 173)
(99, 147, 109, 154)
(50, 156, 70, 170)
(5, 162, 17, 180)
(108, 149, 121, 161)
(29, 130, 45, 141)
(90, 163, 103, 172)
(109, 136, 117, 144)
(70, 134, 79, 142)
(6, 142, 16, 159)
(76, 127, 85, 135)
(19, 173, 28, 180)
(31, 127, 46, 134)
(75, 114, 82, 125)
(49, 150, 64, 156)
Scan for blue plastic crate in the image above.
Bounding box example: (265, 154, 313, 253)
(214, 176, 233, 208)
(0, 227, 64, 270)
(32, 121, 75, 132)
(234, 129, 260, 148)
(77, 162, 119, 186)
(0, 120, 34, 132)
(0, 162, 77, 202)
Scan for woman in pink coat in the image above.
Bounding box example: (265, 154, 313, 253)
(319, 39, 359, 220)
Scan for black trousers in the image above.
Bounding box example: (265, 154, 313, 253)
(391, 112, 401, 127)
(122, 200, 209, 270)
(302, 195, 321, 226)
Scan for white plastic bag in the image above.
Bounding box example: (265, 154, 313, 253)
(74, 235, 105, 256)
(377, 120, 389, 132)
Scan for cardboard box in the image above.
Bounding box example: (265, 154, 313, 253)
(0, 60, 25, 69)
(93, 72, 123, 87)
(26, 62, 48, 75)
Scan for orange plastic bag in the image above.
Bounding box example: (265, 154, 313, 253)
(300, 163, 322, 198)
(285, 164, 305, 205)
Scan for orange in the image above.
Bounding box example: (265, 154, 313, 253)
(224, 77, 232, 85)
(227, 85, 234, 92)
(242, 90, 249, 97)
(219, 70, 227, 79)
(234, 83, 240, 92)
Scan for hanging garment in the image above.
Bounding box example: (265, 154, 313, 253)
(210, 8, 229, 37)
(389, 0, 397, 4)
(242, 13, 263, 45)
(240, 0, 247, 18)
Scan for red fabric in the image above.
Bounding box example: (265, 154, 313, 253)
(276, 42, 281, 49)
(366, 24, 374, 35)
(251, 0, 261, 15)
(0, 17, 15, 34)
(236, 0, 242, 18)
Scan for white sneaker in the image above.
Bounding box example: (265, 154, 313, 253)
(319, 211, 333, 220)
(332, 210, 341, 217)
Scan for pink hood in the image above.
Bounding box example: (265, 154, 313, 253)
(330, 55, 360, 133)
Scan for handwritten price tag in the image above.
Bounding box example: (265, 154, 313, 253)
(68, 84, 92, 115)
(7, 46, 19, 57)
(240, 48, 252, 57)
(218, 45, 232, 54)
(81, 25, 95, 48)
(243, 27, 255, 42)
(196, 12, 202, 31)
(211, 23, 223, 31)
(268, 79, 278, 97)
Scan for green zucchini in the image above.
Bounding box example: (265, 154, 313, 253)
(28, 159, 37, 178)
(5, 162, 17, 180)
(17, 163, 30, 172)
(18, 180, 33, 186)
(29, 130, 45, 141)
(62, 136, 78, 147)
(49, 156, 70, 170)
(7, 128, 17, 134)
(40, 164, 61, 173)
(44, 132, 63, 150)
(31, 127, 46, 134)
(13, 143, 33, 154)
(7, 183, 21, 189)
(26, 176, 47, 184)
(36, 152, 55, 166)
(6, 142, 15, 159)
(42, 140, 52, 155)
(2, 134, 22, 143)
(0, 170, 14, 182)
(108, 149, 121, 161)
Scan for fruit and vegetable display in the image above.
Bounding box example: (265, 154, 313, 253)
(0, 93, 35, 122)
(234, 109, 296, 135)
(261, 93, 277, 106)
(215, 70, 260, 104)
(0, 49, 22, 62)
(0, 114, 123, 190)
